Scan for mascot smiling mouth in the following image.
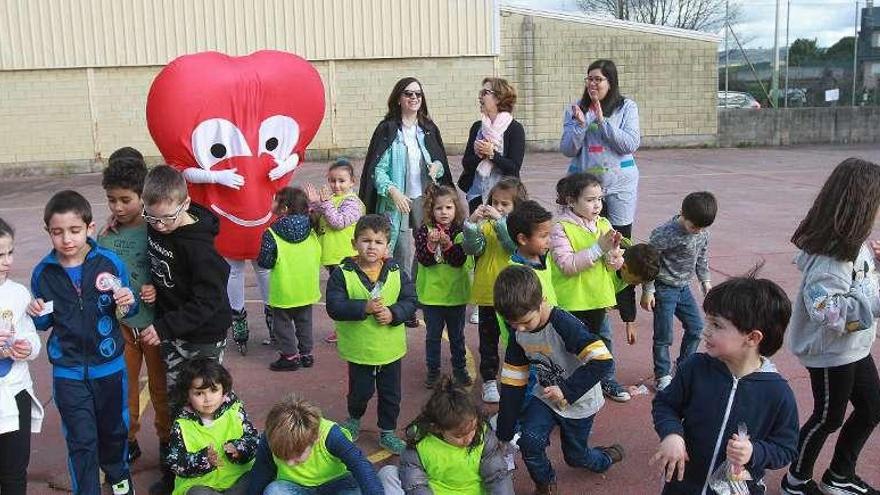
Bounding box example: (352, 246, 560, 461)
(210, 204, 273, 227)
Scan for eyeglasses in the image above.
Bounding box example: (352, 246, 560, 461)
(479, 89, 496, 97)
(142, 202, 186, 226)
(402, 90, 423, 99)
(584, 76, 608, 84)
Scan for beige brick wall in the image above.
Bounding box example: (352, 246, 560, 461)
(499, 12, 718, 147)
(0, 10, 719, 175)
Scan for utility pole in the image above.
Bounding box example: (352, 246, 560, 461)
(772, 0, 782, 107)
(852, 0, 860, 106)
(725, 0, 730, 97)
(784, 0, 791, 107)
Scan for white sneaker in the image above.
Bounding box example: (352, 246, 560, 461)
(470, 308, 479, 324)
(656, 375, 673, 392)
(482, 380, 500, 403)
(505, 435, 520, 471)
(111, 479, 132, 495)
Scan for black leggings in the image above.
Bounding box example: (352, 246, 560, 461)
(790, 355, 880, 479)
(0, 391, 31, 495)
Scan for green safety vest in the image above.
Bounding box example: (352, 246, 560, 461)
(470, 222, 510, 306)
(551, 219, 617, 311)
(268, 229, 322, 308)
(274, 419, 350, 487)
(173, 402, 253, 495)
(336, 267, 406, 365)
(415, 431, 486, 495)
(499, 257, 558, 347)
(416, 232, 470, 306)
(319, 194, 363, 266)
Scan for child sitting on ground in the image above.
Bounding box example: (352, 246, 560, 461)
(651, 268, 799, 494)
(378, 375, 514, 494)
(494, 265, 624, 495)
(167, 358, 257, 495)
(258, 187, 322, 372)
(248, 395, 383, 495)
(325, 214, 417, 455)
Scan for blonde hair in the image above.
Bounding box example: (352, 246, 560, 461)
(265, 395, 322, 460)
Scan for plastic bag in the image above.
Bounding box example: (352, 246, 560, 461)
(708, 422, 753, 495)
(96, 272, 129, 319)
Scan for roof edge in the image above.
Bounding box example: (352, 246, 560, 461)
(500, 5, 722, 43)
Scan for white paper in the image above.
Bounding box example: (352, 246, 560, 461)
(38, 300, 54, 316)
(825, 88, 840, 102)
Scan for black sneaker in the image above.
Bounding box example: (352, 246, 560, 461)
(269, 355, 300, 372)
(424, 368, 441, 389)
(453, 368, 473, 386)
(405, 316, 421, 328)
(781, 475, 824, 495)
(599, 444, 625, 465)
(127, 439, 141, 463)
(300, 354, 315, 368)
(820, 470, 880, 495)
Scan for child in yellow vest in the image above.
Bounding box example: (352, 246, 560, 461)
(306, 158, 365, 345)
(415, 184, 472, 389)
(248, 395, 383, 495)
(325, 215, 417, 455)
(463, 177, 528, 404)
(549, 172, 631, 403)
(377, 375, 514, 495)
(167, 358, 257, 495)
(258, 187, 322, 372)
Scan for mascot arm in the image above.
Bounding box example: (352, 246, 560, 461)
(182, 167, 244, 190)
(267, 153, 300, 181)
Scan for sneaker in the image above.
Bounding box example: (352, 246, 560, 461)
(127, 439, 141, 463)
(781, 474, 824, 495)
(599, 443, 625, 465)
(482, 380, 500, 403)
(424, 368, 441, 389)
(339, 417, 360, 441)
(111, 479, 133, 495)
(405, 316, 421, 328)
(300, 354, 315, 368)
(602, 382, 632, 403)
(656, 375, 673, 392)
(820, 470, 880, 495)
(470, 308, 479, 324)
(269, 355, 300, 372)
(379, 430, 406, 455)
(453, 368, 473, 387)
(324, 332, 338, 344)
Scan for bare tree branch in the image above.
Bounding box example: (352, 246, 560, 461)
(576, 0, 740, 32)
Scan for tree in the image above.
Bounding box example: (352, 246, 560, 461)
(576, 0, 741, 32)
(788, 38, 822, 66)
(824, 36, 855, 61)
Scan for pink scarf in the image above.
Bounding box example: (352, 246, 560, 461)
(475, 111, 513, 178)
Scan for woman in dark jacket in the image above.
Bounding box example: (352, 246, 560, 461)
(458, 77, 526, 213)
(358, 77, 452, 276)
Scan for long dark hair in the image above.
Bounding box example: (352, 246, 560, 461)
(406, 376, 484, 451)
(791, 157, 880, 261)
(579, 59, 624, 117)
(384, 77, 433, 128)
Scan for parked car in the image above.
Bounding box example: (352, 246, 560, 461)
(717, 91, 761, 109)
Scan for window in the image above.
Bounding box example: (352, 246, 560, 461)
(873, 32, 880, 48)
(871, 62, 880, 76)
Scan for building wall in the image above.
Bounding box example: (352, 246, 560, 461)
(718, 107, 880, 147)
(498, 10, 718, 149)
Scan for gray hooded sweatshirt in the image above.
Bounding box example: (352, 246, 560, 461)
(787, 243, 879, 368)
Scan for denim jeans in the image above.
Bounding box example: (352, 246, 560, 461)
(651, 281, 704, 379)
(517, 399, 612, 485)
(263, 475, 361, 495)
(423, 305, 467, 372)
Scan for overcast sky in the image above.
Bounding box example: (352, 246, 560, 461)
(504, 0, 862, 49)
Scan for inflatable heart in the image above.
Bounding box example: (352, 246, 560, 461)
(146, 50, 326, 259)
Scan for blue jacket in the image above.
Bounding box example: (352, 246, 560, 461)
(652, 353, 799, 495)
(325, 257, 417, 326)
(30, 239, 136, 379)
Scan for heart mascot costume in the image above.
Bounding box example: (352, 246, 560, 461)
(146, 50, 325, 353)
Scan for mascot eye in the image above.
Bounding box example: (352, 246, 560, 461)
(191, 118, 253, 170)
(258, 115, 299, 161)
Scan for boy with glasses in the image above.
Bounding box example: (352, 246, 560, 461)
(137, 165, 233, 494)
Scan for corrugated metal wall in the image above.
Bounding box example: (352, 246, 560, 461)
(0, 0, 496, 70)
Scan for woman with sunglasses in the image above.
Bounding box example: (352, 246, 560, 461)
(560, 59, 641, 403)
(360, 77, 452, 288)
(458, 77, 526, 214)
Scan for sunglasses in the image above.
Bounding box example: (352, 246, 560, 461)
(479, 89, 496, 97)
(142, 202, 186, 226)
(402, 90, 423, 99)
